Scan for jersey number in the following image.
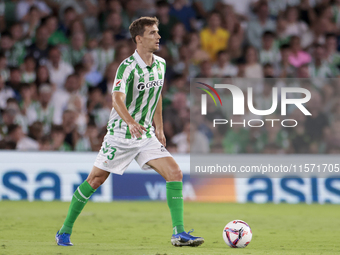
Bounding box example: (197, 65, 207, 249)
(103, 142, 117, 160)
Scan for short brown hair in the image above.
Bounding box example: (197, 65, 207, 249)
(129, 17, 159, 44)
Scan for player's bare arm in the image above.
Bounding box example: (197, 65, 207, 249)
(111, 91, 147, 139)
(153, 95, 166, 146)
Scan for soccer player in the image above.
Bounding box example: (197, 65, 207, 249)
(55, 17, 204, 247)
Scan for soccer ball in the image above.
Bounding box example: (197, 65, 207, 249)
(222, 220, 252, 248)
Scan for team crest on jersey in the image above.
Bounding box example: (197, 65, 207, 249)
(157, 66, 162, 76)
(115, 80, 122, 87)
(137, 80, 163, 91)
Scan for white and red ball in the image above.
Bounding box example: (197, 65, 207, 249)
(222, 220, 252, 248)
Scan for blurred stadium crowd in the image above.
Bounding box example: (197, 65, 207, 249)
(0, 0, 340, 154)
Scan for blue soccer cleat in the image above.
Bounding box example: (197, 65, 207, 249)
(55, 231, 73, 246)
(171, 229, 204, 247)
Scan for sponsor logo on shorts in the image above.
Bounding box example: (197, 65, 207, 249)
(160, 145, 166, 152)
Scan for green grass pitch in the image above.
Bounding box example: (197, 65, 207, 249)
(0, 201, 339, 255)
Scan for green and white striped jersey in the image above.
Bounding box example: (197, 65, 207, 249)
(108, 50, 166, 139)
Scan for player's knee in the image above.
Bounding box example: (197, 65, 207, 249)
(167, 166, 183, 181)
(86, 176, 105, 189)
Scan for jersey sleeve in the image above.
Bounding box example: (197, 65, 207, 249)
(112, 61, 132, 94)
(162, 59, 166, 74)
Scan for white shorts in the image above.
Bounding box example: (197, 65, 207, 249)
(94, 134, 173, 175)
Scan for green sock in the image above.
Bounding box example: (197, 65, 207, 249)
(59, 180, 96, 234)
(166, 181, 185, 235)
